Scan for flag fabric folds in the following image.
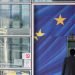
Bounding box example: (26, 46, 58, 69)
(34, 5, 75, 75)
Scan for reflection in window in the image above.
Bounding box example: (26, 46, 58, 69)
(12, 5, 20, 28)
(0, 37, 30, 68)
(8, 37, 30, 65)
(0, 5, 10, 28)
(0, 5, 30, 35)
(0, 47, 5, 63)
(22, 5, 30, 31)
(0, 38, 4, 63)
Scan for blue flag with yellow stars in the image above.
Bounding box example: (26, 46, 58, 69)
(34, 5, 75, 75)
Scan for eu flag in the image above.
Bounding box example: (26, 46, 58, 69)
(34, 5, 75, 75)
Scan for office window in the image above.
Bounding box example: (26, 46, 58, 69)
(0, 38, 4, 46)
(22, 38, 30, 52)
(0, 38, 4, 63)
(0, 3, 31, 74)
(22, 5, 30, 26)
(0, 5, 10, 28)
(0, 37, 30, 68)
(8, 37, 30, 67)
(0, 47, 5, 63)
(22, 5, 30, 33)
(0, 4, 30, 35)
(12, 5, 20, 28)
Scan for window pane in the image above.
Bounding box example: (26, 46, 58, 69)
(0, 38, 4, 63)
(0, 37, 30, 68)
(0, 38, 4, 46)
(0, 47, 5, 63)
(0, 5, 30, 35)
(0, 5, 10, 28)
(12, 5, 20, 29)
(8, 37, 30, 66)
(22, 5, 30, 35)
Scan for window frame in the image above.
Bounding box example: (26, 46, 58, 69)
(0, 3, 32, 75)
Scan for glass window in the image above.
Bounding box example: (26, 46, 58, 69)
(0, 5, 30, 35)
(0, 47, 5, 63)
(68, 35, 75, 56)
(22, 38, 30, 52)
(0, 38, 4, 46)
(22, 5, 30, 34)
(0, 38, 4, 63)
(0, 5, 10, 28)
(12, 0, 31, 2)
(8, 37, 30, 66)
(0, 37, 30, 68)
(12, 5, 20, 28)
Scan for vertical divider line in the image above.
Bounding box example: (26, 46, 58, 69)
(32, 3, 34, 75)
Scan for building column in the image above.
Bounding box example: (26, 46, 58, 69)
(4, 37, 8, 63)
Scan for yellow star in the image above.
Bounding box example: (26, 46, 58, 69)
(34, 29, 45, 40)
(36, 29, 45, 37)
(34, 36, 38, 40)
(55, 15, 66, 25)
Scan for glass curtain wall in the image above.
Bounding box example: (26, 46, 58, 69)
(0, 1, 32, 75)
(0, 4, 31, 75)
(0, 5, 30, 35)
(0, 4, 31, 68)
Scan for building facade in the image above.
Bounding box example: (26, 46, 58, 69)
(0, 0, 74, 75)
(0, 0, 32, 75)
